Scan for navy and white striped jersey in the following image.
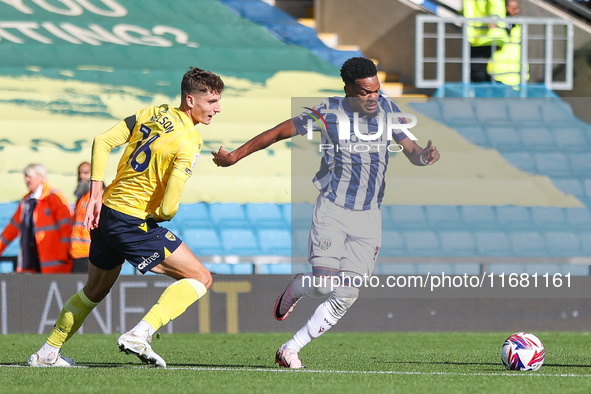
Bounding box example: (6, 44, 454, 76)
(292, 96, 408, 211)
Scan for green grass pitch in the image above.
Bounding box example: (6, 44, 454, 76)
(1, 332, 590, 393)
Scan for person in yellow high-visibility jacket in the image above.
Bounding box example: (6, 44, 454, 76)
(488, 0, 529, 85)
(464, 0, 508, 82)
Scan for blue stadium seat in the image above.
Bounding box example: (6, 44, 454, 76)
(374, 263, 418, 275)
(177, 203, 210, 221)
(220, 228, 260, 255)
(120, 262, 137, 275)
(3, 237, 19, 257)
(530, 207, 569, 231)
(580, 232, 591, 255)
(474, 99, 509, 124)
(485, 124, 524, 151)
(183, 228, 222, 256)
(280, 204, 291, 226)
(404, 231, 441, 256)
(258, 229, 291, 255)
(181, 218, 216, 232)
(416, 263, 454, 275)
(0, 202, 18, 221)
(440, 98, 476, 124)
(425, 206, 462, 230)
(565, 207, 591, 231)
(209, 203, 250, 228)
(518, 124, 554, 152)
(381, 230, 406, 256)
(232, 263, 254, 274)
(291, 203, 313, 230)
(507, 101, 542, 124)
(543, 231, 581, 257)
(387, 205, 429, 230)
(582, 179, 591, 201)
(0, 261, 14, 273)
(540, 100, 574, 127)
(553, 125, 590, 152)
(501, 152, 536, 174)
(487, 263, 527, 275)
(453, 125, 489, 147)
(496, 206, 532, 230)
(246, 203, 286, 230)
(412, 100, 442, 121)
(460, 206, 498, 231)
(552, 178, 585, 200)
(475, 231, 513, 256)
(534, 152, 572, 177)
(509, 231, 547, 257)
(439, 231, 476, 256)
(568, 153, 591, 178)
(293, 228, 309, 257)
(562, 265, 590, 276)
(261, 263, 293, 275)
(204, 263, 233, 275)
(450, 263, 481, 275)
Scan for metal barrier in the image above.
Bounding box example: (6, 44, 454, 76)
(415, 15, 574, 90)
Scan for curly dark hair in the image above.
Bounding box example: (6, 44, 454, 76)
(181, 67, 224, 96)
(340, 57, 377, 86)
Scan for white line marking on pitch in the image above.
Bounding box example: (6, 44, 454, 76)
(2, 364, 591, 378)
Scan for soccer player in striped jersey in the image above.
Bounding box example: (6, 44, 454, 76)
(28, 67, 223, 368)
(213, 57, 440, 368)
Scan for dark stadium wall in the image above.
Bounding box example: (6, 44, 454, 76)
(315, 0, 429, 86)
(1, 274, 590, 334)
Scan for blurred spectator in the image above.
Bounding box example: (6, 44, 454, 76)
(487, 0, 530, 85)
(70, 162, 91, 273)
(464, 0, 508, 82)
(0, 164, 73, 273)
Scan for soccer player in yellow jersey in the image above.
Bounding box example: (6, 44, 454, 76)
(27, 67, 224, 368)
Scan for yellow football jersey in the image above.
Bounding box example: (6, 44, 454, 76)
(97, 104, 202, 219)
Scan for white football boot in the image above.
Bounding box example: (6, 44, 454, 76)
(117, 332, 166, 368)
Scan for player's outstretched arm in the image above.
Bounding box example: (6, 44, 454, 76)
(212, 119, 296, 167)
(400, 139, 440, 166)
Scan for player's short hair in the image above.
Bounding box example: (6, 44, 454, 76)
(340, 57, 378, 86)
(23, 163, 47, 180)
(181, 67, 225, 96)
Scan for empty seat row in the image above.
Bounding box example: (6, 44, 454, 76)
(413, 98, 575, 126)
(382, 205, 591, 232)
(456, 124, 591, 153)
(170, 202, 293, 231)
(505, 152, 591, 178)
(412, 99, 591, 153)
(183, 228, 292, 256)
(382, 229, 591, 258)
(1, 202, 590, 259)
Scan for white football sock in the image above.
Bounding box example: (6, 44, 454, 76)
(283, 298, 340, 351)
(37, 342, 61, 361)
(284, 285, 359, 352)
(129, 319, 155, 340)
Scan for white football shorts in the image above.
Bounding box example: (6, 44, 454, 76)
(308, 194, 382, 277)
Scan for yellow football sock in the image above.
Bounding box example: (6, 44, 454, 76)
(143, 278, 207, 331)
(47, 289, 98, 348)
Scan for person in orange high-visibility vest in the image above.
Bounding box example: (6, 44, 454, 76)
(69, 162, 91, 273)
(0, 164, 73, 273)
